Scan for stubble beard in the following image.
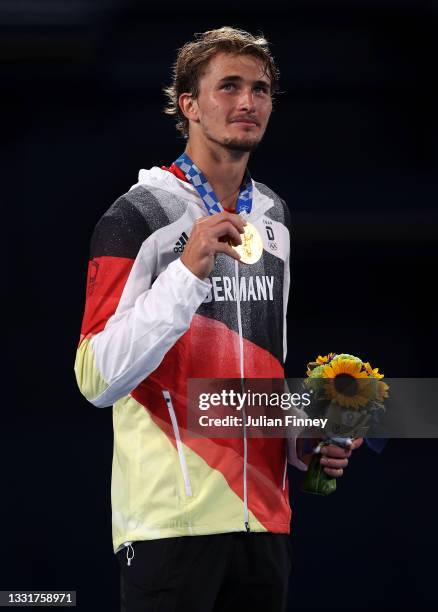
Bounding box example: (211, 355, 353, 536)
(222, 137, 260, 153)
(204, 125, 263, 154)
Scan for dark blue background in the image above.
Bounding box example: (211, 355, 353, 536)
(4, 0, 437, 609)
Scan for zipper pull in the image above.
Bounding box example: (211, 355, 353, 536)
(245, 521, 250, 532)
(126, 544, 135, 567)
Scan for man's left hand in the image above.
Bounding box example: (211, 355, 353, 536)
(320, 437, 364, 478)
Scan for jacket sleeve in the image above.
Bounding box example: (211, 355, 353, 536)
(74, 195, 210, 408)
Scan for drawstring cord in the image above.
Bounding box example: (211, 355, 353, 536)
(126, 544, 135, 566)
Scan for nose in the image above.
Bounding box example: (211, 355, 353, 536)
(237, 87, 256, 112)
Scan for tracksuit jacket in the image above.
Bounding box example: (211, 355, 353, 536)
(74, 163, 307, 554)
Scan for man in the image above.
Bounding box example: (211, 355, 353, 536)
(75, 27, 362, 612)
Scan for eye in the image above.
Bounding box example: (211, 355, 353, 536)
(254, 86, 269, 95)
(221, 82, 235, 91)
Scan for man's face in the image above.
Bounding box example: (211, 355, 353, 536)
(189, 51, 273, 152)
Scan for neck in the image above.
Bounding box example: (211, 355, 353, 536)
(185, 139, 250, 210)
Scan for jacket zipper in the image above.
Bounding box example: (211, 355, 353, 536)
(234, 260, 250, 532)
(162, 389, 193, 497)
(126, 543, 134, 566)
(117, 541, 135, 567)
(282, 455, 288, 491)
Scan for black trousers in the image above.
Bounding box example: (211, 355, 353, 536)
(116, 532, 292, 612)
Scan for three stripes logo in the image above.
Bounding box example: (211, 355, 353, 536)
(174, 231, 189, 253)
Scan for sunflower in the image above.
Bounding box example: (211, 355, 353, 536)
(320, 358, 377, 409)
(316, 352, 337, 365)
(363, 361, 385, 379)
(376, 380, 390, 402)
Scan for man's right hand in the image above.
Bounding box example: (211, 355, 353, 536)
(180, 211, 246, 280)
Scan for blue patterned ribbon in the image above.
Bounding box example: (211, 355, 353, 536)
(174, 152, 253, 216)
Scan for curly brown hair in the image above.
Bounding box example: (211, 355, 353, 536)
(163, 26, 280, 138)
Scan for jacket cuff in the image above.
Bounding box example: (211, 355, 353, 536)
(286, 435, 309, 472)
(173, 258, 211, 308)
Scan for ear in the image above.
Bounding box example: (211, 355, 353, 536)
(178, 93, 200, 123)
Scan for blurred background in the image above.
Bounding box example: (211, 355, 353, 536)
(3, 0, 437, 609)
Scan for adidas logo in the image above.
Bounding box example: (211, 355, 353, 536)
(174, 231, 189, 253)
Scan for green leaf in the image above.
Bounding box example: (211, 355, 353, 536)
(300, 454, 337, 496)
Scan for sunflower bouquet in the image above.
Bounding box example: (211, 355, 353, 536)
(301, 353, 389, 496)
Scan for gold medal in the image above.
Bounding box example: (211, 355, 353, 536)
(231, 222, 263, 264)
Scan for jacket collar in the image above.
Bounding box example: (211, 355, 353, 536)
(131, 166, 275, 222)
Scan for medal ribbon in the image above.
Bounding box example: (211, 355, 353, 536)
(174, 152, 253, 216)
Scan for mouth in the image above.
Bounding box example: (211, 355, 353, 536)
(231, 118, 259, 126)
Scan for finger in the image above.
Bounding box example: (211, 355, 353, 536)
(210, 221, 243, 245)
(320, 456, 348, 469)
(218, 214, 247, 234)
(197, 212, 246, 232)
(215, 241, 241, 261)
(323, 467, 344, 478)
(321, 445, 350, 459)
(350, 437, 364, 450)
(218, 211, 247, 231)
